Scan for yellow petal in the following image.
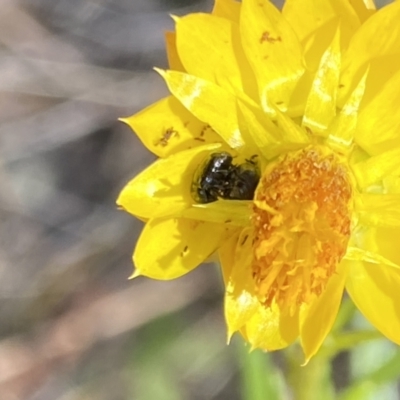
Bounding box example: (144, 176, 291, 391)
(366, 227, 400, 267)
(327, 68, 368, 153)
(348, 0, 376, 22)
(175, 14, 243, 94)
(237, 101, 308, 160)
(286, 69, 316, 118)
(283, 1, 358, 75)
(346, 259, 400, 345)
(237, 99, 308, 159)
(340, 1, 400, 108)
(355, 69, 400, 155)
(219, 229, 241, 285)
(300, 262, 348, 364)
(383, 176, 400, 194)
(236, 99, 280, 156)
(345, 246, 400, 270)
(225, 228, 259, 337)
(240, 0, 304, 112)
(157, 69, 245, 148)
(121, 96, 222, 158)
(302, 29, 340, 135)
(274, 106, 310, 144)
(165, 31, 185, 72)
(182, 200, 252, 227)
(352, 147, 400, 188)
(134, 217, 225, 279)
(282, 0, 360, 43)
(212, 0, 241, 23)
(356, 194, 400, 228)
(244, 303, 299, 351)
(117, 143, 220, 219)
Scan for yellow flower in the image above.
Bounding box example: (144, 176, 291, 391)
(117, 0, 400, 361)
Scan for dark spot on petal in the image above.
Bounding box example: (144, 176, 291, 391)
(305, 126, 313, 135)
(180, 245, 189, 258)
(241, 234, 249, 246)
(260, 31, 282, 44)
(200, 124, 211, 137)
(155, 127, 180, 147)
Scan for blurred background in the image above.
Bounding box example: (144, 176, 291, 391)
(0, 0, 398, 400)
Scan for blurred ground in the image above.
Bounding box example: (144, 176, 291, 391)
(0, 1, 395, 400)
(0, 1, 242, 399)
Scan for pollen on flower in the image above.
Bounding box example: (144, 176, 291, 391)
(251, 146, 352, 314)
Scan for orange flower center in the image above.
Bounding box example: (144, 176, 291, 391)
(251, 146, 352, 314)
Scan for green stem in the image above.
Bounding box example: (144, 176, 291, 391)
(332, 297, 356, 332)
(286, 329, 381, 399)
(287, 349, 334, 400)
(326, 330, 382, 357)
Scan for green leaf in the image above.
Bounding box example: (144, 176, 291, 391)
(339, 326, 400, 400)
(339, 350, 400, 400)
(238, 342, 287, 400)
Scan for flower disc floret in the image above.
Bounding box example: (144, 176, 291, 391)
(252, 146, 352, 314)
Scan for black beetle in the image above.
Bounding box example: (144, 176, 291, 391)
(193, 152, 260, 203)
